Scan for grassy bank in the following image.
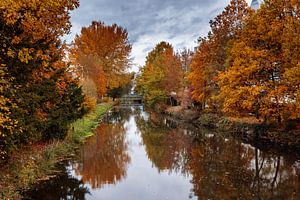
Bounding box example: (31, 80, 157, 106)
(70, 103, 113, 142)
(0, 103, 113, 199)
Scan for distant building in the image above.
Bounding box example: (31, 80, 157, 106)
(250, 0, 263, 10)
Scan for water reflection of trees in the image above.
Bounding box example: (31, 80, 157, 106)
(75, 123, 130, 189)
(104, 106, 136, 124)
(189, 135, 300, 199)
(136, 111, 192, 175)
(136, 110, 300, 200)
(189, 135, 255, 199)
(250, 149, 300, 199)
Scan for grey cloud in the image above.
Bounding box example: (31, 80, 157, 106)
(66, 0, 252, 69)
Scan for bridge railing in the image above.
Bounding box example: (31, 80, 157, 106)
(120, 94, 143, 105)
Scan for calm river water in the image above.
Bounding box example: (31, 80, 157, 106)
(24, 106, 300, 200)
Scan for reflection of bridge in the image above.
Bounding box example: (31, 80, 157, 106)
(120, 94, 143, 105)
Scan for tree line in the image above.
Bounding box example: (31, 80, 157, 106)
(137, 0, 300, 124)
(0, 0, 132, 160)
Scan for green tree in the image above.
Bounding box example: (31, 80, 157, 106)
(136, 42, 183, 106)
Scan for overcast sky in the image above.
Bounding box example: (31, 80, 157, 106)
(65, 0, 253, 71)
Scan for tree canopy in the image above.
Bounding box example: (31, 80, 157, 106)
(189, 0, 251, 110)
(218, 0, 300, 122)
(136, 42, 183, 106)
(70, 21, 132, 97)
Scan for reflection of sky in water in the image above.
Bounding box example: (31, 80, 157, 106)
(90, 113, 194, 199)
(73, 108, 195, 200)
(141, 111, 150, 121)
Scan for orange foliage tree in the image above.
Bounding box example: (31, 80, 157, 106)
(218, 0, 300, 122)
(70, 21, 132, 97)
(189, 0, 251, 110)
(0, 0, 85, 159)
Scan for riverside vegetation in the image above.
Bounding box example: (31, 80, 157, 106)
(0, 103, 113, 199)
(0, 0, 132, 162)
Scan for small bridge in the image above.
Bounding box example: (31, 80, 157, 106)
(120, 94, 143, 105)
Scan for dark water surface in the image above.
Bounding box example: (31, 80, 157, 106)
(24, 106, 300, 200)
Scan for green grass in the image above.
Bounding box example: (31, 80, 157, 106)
(70, 103, 113, 142)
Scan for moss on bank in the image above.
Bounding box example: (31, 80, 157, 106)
(0, 103, 113, 200)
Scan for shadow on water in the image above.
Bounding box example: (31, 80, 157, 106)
(23, 106, 300, 200)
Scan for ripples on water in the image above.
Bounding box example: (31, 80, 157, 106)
(23, 106, 300, 200)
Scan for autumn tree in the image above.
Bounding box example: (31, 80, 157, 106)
(189, 38, 215, 109)
(136, 42, 171, 106)
(0, 0, 85, 159)
(70, 21, 132, 97)
(282, 0, 300, 117)
(136, 42, 183, 106)
(218, 0, 300, 122)
(189, 0, 251, 110)
(162, 48, 184, 96)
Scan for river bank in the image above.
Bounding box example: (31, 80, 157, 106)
(0, 103, 113, 200)
(162, 105, 300, 153)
